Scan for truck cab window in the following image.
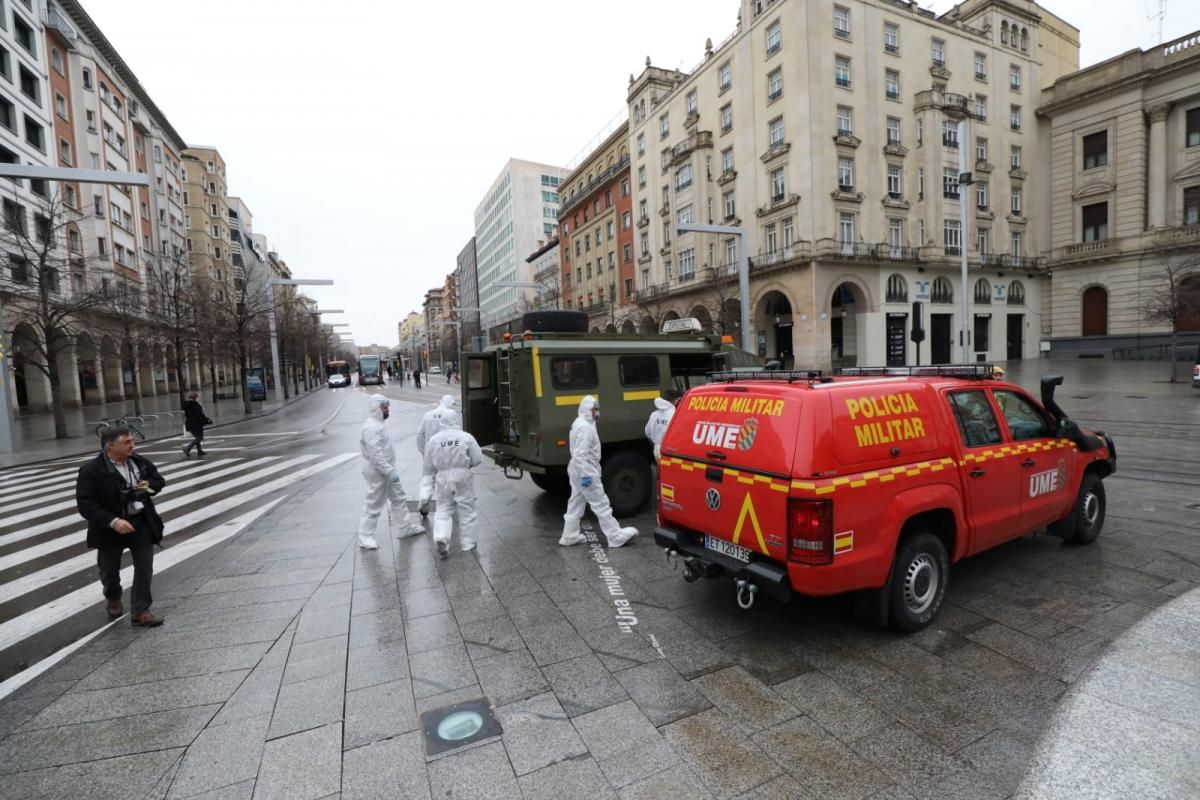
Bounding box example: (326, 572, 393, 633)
(993, 390, 1054, 441)
(619, 356, 660, 387)
(551, 357, 598, 390)
(948, 390, 1002, 447)
(468, 359, 491, 390)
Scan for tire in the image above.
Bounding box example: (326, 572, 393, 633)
(521, 310, 588, 334)
(530, 469, 570, 495)
(887, 531, 949, 633)
(1066, 473, 1106, 545)
(601, 450, 652, 518)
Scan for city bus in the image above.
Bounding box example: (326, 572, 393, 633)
(358, 355, 384, 386)
(326, 360, 351, 388)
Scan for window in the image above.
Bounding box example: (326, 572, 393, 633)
(835, 56, 851, 88)
(834, 5, 850, 37)
(1008, 280, 1026, 305)
(623, 244, 633, 264)
(679, 248, 696, 279)
(943, 167, 959, 198)
(97, 236, 107, 256)
(1010, 104, 1021, 131)
(885, 69, 900, 100)
(1082, 202, 1108, 241)
(722, 148, 734, 174)
(918, 167, 925, 198)
(1011, 231, 1023, 257)
(720, 103, 732, 133)
(686, 90, 698, 116)
(766, 20, 782, 54)
(636, 133, 646, 157)
(884, 22, 899, 53)
(82, 67, 93, 90)
(944, 219, 962, 254)
(23, 115, 43, 151)
(977, 227, 990, 254)
(886, 116, 901, 145)
(624, 277, 633, 296)
(769, 116, 785, 147)
(0, 46, 8, 81)
(69, 228, 81, 253)
(1010, 145, 1022, 169)
(725, 237, 738, 266)
(949, 391, 1002, 448)
(1011, 188, 1022, 214)
(54, 92, 68, 120)
(767, 68, 783, 101)
(765, 222, 778, 255)
(8, 253, 29, 283)
(18, 65, 38, 103)
(59, 137, 71, 164)
(942, 120, 959, 148)
(838, 213, 855, 250)
(888, 220, 903, 257)
(676, 163, 693, 190)
(723, 189, 736, 219)
(974, 95, 987, 121)
(1082, 131, 1108, 169)
(975, 52, 987, 80)
(916, 118, 923, 145)
(606, 219, 615, 239)
(976, 182, 988, 209)
(974, 278, 992, 304)
(994, 391, 1053, 441)
(976, 137, 988, 162)
(1009, 64, 1021, 91)
(932, 276, 953, 304)
(837, 105, 853, 135)
(638, 165, 646, 188)
(1188, 108, 1200, 148)
(718, 62, 732, 92)
(770, 167, 786, 200)
(660, 114, 669, 139)
(1185, 186, 1200, 225)
(3, 198, 25, 233)
(931, 38, 945, 66)
(678, 204, 694, 225)
(638, 199, 647, 220)
(0, 97, 12, 132)
(622, 211, 632, 230)
(13, 12, 35, 55)
(887, 164, 902, 197)
(640, 232, 649, 256)
(838, 158, 854, 191)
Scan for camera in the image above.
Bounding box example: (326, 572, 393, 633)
(122, 486, 148, 514)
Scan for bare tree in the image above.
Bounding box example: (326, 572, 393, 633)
(1144, 246, 1200, 382)
(0, 188, 105, 438)
(95, 277, 153, 417)
(189, 273, 231, 406)
(632, 286, 676, 334)
(148, 247, 196, 408)
(217, 266, 277, 414)
(696, 263, 742, 336)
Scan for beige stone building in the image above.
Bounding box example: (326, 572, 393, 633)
(182, 146, 230, 298)
(1038, 31, 1200, 355)
(627, 0, 1078, 369)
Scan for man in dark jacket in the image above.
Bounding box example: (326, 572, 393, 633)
(181, 391, 212, 458)
(76, 426, 167, 627)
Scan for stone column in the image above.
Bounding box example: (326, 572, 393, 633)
(1147, 104, 1171, 229)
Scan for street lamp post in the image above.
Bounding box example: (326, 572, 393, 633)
(676, 222, 752, 354)
(269, 279, 333, 404)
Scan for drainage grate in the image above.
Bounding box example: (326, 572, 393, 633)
(420, 697, 502, 757)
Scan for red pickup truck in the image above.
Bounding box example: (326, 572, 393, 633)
(654, 366, 1116, 632)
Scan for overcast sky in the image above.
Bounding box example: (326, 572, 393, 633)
(84, 0, 1200, 347)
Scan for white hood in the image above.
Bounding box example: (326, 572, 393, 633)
(366, 394, 389, 421)
(438, 408, 462, 431)
(439, 394, 458, 411)
(577, 395, 598, 422)
(653, 397, 674, 412)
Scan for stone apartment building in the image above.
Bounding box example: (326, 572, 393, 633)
(1037, 31, 1200, 355)
(626, 0, 1079, 369)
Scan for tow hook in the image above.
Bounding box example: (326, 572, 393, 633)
(682, 561, 700, 583)
(664, 548, 680, 571)
(735, 579, 758, 610)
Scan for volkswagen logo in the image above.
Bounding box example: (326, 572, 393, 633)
(705, 488, 721, 511)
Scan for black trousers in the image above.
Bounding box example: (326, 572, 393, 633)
(185, 428, 205, 454)
(96, 518, 155, 616)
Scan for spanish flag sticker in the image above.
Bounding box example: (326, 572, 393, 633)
(661, 484, 675, 501)
(833, 531, 854, 555)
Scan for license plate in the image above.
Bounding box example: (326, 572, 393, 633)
(704, 535, 751, 563)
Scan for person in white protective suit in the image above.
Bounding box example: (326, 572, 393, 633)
(357, 394, 425, 550)
(644, 389, 682, 461)
(422, 408, 482, 559)
(560, 395, 638, 548)
(416, 395, 458, 515)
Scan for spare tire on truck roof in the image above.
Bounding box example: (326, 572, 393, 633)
(521, 310, 589, 334)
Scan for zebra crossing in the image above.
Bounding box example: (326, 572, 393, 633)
(0, 448, 357, 693)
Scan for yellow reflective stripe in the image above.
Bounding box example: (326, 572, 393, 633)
(533, 347, 543, 398)
(555, 394, 594, 406)
(623, 389, 660, 402)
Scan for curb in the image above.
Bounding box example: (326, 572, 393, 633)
(0, 387, 328, 472)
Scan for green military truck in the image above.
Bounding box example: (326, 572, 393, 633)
(462, 311, 761, 516)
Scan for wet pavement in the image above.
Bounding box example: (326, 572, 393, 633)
(0, 361, 1196, 799)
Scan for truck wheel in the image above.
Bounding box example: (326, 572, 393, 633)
(520, 311, 588, 334)
(530, 469, 570, 495)
(1067, 473, 1106, 545)
(887, 532, 949, 633)
(602, 451, 651, 517)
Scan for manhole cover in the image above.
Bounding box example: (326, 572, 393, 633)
(421, 698, 502, 757)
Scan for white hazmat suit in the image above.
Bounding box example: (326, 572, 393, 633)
(644, 396, 676, 460)
(416, 395, 458, 514)
(560, 395, 638, 548)
(357, 394, 425, 550)
(422, 408, 482, 558)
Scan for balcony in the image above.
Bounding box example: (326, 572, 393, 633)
(1064, 239, 1114, 257)
(883, 142, 909, 157)
(760, 142, 790, 163)
(878, 244, 922, 262)
(557, 153, 632, 217)
(930, 60, 952, 80)
(756, 193, 800, 217)
(669, 131, 713, 166)
(43, 5, 78, 42)
(833, 132, 861, 149)
(942, 135, 959, 149)
(637, 215, 649, 229)
(816, 240, 876, 260)
(717, 168, 737, 186)
(751, 242, 811, 271)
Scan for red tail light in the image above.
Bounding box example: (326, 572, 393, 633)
(787, 498, 833, 565)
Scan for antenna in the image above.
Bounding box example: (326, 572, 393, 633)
(1146, 0, 1166, 44)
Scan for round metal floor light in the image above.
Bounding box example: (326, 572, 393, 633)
(420, 698, 502, 758)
